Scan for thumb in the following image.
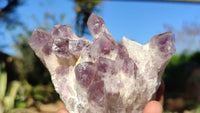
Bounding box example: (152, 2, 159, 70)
(57, 108, 69, 113)
(143, 101, 163, 113)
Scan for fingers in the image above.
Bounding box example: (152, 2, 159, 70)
(143, 101, 163, 113)
(57, 108, 69, 113)
(156, 80, 165, 105)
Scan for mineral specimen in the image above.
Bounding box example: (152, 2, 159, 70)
(29, 14, 176, 113)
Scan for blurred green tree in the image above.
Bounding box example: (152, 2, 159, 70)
(163, 52, 200, 98)
(0, 0, 22, 25)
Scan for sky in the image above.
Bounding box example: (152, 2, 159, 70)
(1, 0, 200, 55)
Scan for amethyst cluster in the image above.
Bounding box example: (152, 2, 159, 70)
(29, 14, 175, 113)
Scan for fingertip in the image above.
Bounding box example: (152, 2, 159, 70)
(156, 80, 165, 105)
(57, 108, 69, 113)
(143, 101, 163, 113)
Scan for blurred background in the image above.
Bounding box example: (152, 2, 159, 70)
(0, 0, 200, 113)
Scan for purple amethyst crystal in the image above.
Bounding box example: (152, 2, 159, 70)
(29, 14, 175, 113)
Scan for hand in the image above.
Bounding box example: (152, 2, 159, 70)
(57, 108, 69, 113)
(57, 81, 165, 113)
(143, 80, 165, 113)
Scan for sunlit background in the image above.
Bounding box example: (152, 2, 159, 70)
(0, 0, 200, 113)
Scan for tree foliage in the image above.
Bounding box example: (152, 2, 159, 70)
(163, 52, 200, 97)
(0, 0, 23, 26)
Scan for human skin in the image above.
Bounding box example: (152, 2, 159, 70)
(57, 81, 165, 113)
(143, 80, 165, 113)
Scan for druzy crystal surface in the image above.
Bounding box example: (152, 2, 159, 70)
(29, 14, 176, 113)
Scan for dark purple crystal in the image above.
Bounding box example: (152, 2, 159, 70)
(75, 62, 96, 88)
